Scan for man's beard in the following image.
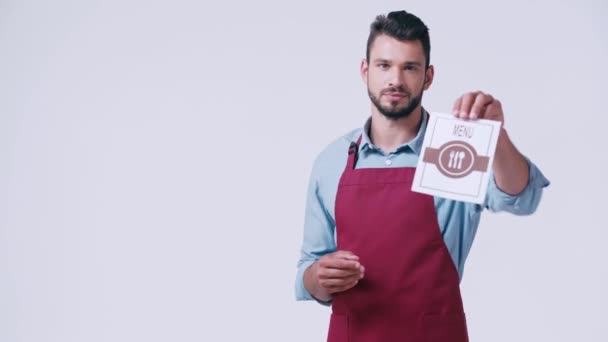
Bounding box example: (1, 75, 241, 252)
(368, 85, 424, 120)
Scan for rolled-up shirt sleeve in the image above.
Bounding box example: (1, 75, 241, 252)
(295, 159, 337, 305)
(484, 157, 550, 215)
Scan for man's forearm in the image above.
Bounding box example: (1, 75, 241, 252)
(492, 128, 530, 195)
(304, 262, 332, 302)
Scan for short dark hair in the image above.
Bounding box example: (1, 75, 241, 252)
(366, 11, 431, 68)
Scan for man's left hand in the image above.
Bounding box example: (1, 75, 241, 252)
(452, 91, 504, 124)
(452, 91, 532, 195)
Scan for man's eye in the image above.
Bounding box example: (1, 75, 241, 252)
(404, 66, 416, 71)
(378, 63, 389, 69)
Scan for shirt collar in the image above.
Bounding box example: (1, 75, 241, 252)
(360, 108, 429, 155)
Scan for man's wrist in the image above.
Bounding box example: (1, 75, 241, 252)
(494, 128, 517, 166)
(496, 127, 510, 150)
(304, 262, 332, 302)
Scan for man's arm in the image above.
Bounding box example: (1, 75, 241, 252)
(295, 156, 364, 305)
(492, 128, 530, 195)
(453, 91, 550, 214)
(295, 158, 338, 304)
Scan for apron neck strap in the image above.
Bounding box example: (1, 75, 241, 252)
(346, 134, 363, 170)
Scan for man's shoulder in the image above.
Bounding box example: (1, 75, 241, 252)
(312, 127, 363, 169)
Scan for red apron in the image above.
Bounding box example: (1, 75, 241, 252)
(327, 135, 469, 342)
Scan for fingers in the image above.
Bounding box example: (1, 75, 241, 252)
(333, 250, 359, 261)
(318, 266, 364, 279)
(319, 250, 364, 272)
(323, 276, 361, 294)
(453, 91, 494, 120)
(487, 98, 502, 113)
(452, 96, 462, 116)
(470, 93, 494, 119)
(314, 250, 366, 295)
(320, 274, 361, 287)
(456, 92, 477, 119)
(327, 281, 359, 294)
(320, 257, 361, 271)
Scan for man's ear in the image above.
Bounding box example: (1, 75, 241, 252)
(423, 65, 434, 90)
(360, 58, 369, 86)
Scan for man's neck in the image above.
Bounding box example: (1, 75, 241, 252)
(368, 106, 424, 153)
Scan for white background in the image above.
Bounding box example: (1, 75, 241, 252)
(1, 0, 606, 341)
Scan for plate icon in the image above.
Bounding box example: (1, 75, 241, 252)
(422, 141, 490, 179)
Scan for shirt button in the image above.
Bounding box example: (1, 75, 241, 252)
(385, 159, 392, 166)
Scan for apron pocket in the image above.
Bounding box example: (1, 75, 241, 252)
(327, 313, 349, 342)
(421, 312, 468, 342)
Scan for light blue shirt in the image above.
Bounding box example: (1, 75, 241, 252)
(295, 109, 550, 305)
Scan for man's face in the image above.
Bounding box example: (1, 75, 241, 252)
(361, 34, 434, 120)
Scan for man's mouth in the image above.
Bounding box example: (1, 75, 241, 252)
(384, 92, 407, 100)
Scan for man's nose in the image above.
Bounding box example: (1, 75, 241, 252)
(387, 69, 404, 88)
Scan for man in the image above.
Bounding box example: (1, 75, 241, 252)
(294, 10, 550, 342)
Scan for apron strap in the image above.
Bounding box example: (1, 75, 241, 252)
(345, 134, 363, 170)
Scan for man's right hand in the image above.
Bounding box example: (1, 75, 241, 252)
(304, 250, 365, 302)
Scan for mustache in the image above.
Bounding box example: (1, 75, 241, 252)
(381, 86, 409, 95)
